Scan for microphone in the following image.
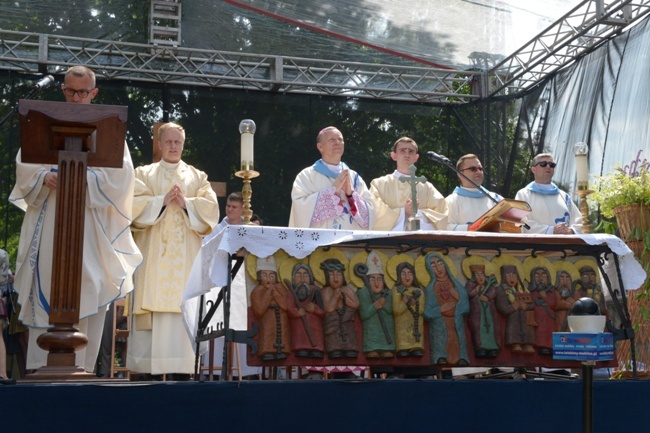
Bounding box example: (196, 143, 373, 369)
(426, 149, 531, 230)
(426, 151, 452, 165)
(427, 150, 500, 205)
(34, 75, 55, 90)
(2, 74, 56, 128)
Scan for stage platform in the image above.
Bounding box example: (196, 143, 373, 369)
(3, 377, 647, 433)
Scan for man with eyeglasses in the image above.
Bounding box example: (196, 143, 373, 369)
(515, 153, 582, 234)
(9, 65, 142, 373)
(445, 154, 502, 231)
(370, 137, 447, 230)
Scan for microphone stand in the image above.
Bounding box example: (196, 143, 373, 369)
(1, 76, 54, 251)
(427, 152, 500, 205)
(0, 77, 53, 129)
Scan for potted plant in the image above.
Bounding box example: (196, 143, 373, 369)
(589, 150, 650, 241)
(588, 150, 650, 378)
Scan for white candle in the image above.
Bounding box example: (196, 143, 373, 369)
(241, 132, 254, 171)
(239, 119, 256, 171)
(574, 142, 589, 189)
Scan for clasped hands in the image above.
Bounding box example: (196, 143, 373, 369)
(333, 169, 353, 198)
(164, 183, 186, 209)
(404, 198, 420, 218)
(553, 222, 573, 235)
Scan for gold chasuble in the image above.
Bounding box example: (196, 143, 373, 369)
(131, 159, 219, 318)
(370, 172, 448, 231)
(127, 159, 219, 374)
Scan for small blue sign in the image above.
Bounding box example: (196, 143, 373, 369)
(552, 332, 614, 361)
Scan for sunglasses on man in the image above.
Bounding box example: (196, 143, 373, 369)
(460, 166, 484, 172)
(534, 161, 557, 168)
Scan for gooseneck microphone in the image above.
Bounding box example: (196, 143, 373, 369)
(0, 74, 57, 129)
(426, 151, 452, 165)
(427, 149, 530, 230)
(34, 75, 55, 90)
(427, 150, 499, 205)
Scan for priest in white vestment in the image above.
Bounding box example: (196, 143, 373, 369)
(445, 154, 502, 231)
(127, 122, 220, 377)
(9, 66, 142, 372)
(370, 137, 447, 231)
(289, 126, 375, 230)
(515, 153, 582, 234)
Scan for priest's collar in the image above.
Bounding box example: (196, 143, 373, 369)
(160, 159, 182, 169)
(527, 181, 560, 195)
(313, 159, 350, 179)
(453, 186, 500, 200)
(453, 186, 483, 198)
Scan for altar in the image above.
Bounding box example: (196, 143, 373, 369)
(182, 226, 644, 375)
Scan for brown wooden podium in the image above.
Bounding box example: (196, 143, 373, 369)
(18, 99, 127, 380)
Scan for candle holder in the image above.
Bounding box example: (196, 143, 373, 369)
(574, 188, 593, 234)
(235, 168, 260, 225)
(236, 119, 259, 225)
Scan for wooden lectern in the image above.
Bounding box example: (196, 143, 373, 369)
(18, 99, 127, 380)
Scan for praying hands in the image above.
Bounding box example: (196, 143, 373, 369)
(333, 169, 352, 197)
(164, 183, 186, 208)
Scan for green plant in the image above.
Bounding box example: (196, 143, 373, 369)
(589, 150, 650, 219)
(589, 151, 650, 377)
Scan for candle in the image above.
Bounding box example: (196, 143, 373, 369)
(239, 119, 256, 171)
(574, 142, 589, 189)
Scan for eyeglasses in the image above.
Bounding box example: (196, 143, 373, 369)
(62, 87, 94, 98)
(534, 161, 557, 168)
(460, 166, 484, 172)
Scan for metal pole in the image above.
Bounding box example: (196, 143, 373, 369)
(582, 361, 595, 433)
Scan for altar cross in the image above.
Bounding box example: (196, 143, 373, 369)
(399, 164, 427, 230)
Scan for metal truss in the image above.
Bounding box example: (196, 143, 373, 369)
(488, 0, 650, 98)
(0, 30, 479, 104)
(2, 1, 648, 103)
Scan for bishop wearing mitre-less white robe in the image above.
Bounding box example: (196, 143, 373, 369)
(289, 126, 375, 230)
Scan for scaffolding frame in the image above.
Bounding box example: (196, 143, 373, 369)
(0, 1, 648, 103)
(488, 0, 650, 97)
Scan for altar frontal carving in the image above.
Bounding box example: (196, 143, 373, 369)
(244, 246, 610, 369)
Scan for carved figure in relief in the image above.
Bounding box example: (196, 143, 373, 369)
(573, 261, 605, 313)
(392, 262, 425, 358)
(250, 256, 291, 361)
(495, 263, 537, 354)
(423, 253, 470, 365)
(320, 258, 360, 359)
(527, 265, 557, 355)
(355, 251, 395, 358)
(285, 263, 325, 359)
(554, 269, 576, 332)
(464, 264, 500, 358)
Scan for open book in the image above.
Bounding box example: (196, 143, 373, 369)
(468, 199, 532, 232)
